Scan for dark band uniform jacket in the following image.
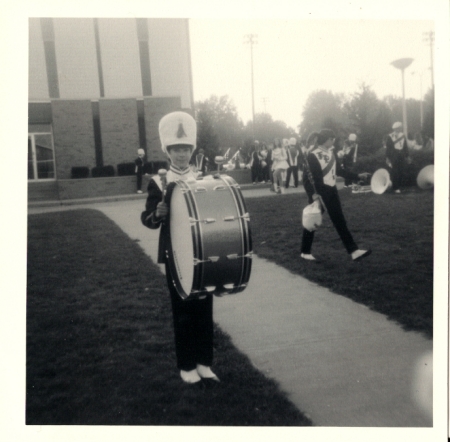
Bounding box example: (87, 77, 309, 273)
(141, 165, 197, 263)
(304, 146, 359, 200)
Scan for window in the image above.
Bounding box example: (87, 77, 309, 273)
(28, 132, 56, 180)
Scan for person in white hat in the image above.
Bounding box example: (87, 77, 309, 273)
(285, 137, 300, 189)
(134, 148, 146, 193)
(385, 122, 410, 193)
(141, 111, 219, 384)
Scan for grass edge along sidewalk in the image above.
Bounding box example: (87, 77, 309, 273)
(26, 209, 312, 426)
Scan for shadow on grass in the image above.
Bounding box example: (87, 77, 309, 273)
(27, 209, 311, 426)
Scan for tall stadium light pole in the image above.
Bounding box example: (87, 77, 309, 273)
(423, 31, 434, 89)
(391, 58, 414, 138)
(244, 34, 257, 139)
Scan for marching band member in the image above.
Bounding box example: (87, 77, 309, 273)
(285, 137, 300, 188)
(192, 148, 208, 175)
(272, 139, 289, 194)
(135, 148, 146, 194)
(300, 128, 372, 262)
(141, 111, 218, 384)
(385, 122, 410, 194)
(338, 134, 358, 187)
(250, 141, 263, 184)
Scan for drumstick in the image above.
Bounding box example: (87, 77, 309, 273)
(158, 169, 168, 196)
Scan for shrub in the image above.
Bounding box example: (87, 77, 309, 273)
(143, 162, 153, 175)
(117, 162, 136, 176)
(91, 165, 115, 178)
(71, 166, 89, 179)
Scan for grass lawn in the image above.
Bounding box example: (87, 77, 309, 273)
(246, 188, 433, 338)
(26, 209, 311, 426)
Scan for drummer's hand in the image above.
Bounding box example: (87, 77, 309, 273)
(155, 202, 168, 219)
(358, 172, 371, 180)
(312, 193, 320, 201)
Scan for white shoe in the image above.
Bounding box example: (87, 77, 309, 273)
(180, 369, 201, 383)
(137, 190, 143, 194)
(395, 189, 401, 194)
(351, 249, 372, 261)
(301, 253, 316, 261)
(196, 364, 220, 382)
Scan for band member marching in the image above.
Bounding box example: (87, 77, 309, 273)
(141, 111, 219, 384)
(300, 129, 372, 262)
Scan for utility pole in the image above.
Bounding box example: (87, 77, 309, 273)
(244, 34, 257, 140)
(423, 31, 434, 89)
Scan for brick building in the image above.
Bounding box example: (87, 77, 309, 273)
(28, 18, 194, 200)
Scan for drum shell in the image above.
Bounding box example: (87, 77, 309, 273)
(168, 175, 252, 300)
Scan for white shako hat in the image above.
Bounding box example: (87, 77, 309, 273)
(137, 148, 145, 155)
(392, 121, 402, 130)
(348, 134, 357, 142)
(289, 137, 297, 146)
(159, 111, 196, 154)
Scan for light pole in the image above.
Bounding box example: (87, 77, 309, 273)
(391, 57, 414, 138)
(244, 34, 257, 140)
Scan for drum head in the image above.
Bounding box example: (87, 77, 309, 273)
(170, 185, 194, 296)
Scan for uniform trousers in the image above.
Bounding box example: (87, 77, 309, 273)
(389, 154, 407, 191)
(285, 166, 299, 188)
(301, 186, 358, 255)
(165, 265, 214, 371)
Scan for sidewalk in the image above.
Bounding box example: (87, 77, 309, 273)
(28, 188, 432, 427)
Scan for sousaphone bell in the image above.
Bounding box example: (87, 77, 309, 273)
(416, 165, 434, 190)
(370, 168, 392, 194)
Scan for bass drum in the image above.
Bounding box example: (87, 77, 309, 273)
(168, 174, 252, 300)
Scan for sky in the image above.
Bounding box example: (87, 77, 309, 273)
(189, 19, 434, 129)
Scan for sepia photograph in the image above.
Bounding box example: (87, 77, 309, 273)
(1, 0, 449, 441)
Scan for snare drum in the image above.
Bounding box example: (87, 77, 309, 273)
(167, 174, 252, 300)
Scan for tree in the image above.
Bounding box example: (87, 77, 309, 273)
(344, 84, 392, 155)
(245, 113, 296, 145)
(299, 90, 347, 142)
(195, 95, 244, 150)
(196, 109, 220, 162)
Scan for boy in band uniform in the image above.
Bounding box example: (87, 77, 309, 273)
(141, 111, 219, 384)
(300, 129, 372, 262)
(385, 122, 410, 194)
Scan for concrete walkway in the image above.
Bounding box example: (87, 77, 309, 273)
(28, 186, 433, 427)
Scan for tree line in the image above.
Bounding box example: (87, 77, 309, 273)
(194, 84, 434, 163)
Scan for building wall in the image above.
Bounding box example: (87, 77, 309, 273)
(53, 18, 100, 98)
(51, 100, 96, 180)
(144, 96, 183, 162)
(28, 18, 194, 195)
(99, 98, 141, 167)
(148, 19, 193, 109)
(28, 18, 50, 99)
(97, 18, 143, 98)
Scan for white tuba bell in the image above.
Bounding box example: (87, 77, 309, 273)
(370, 168, 392, 194)
(416, 165, 434, 190)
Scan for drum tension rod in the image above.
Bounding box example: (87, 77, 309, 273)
(194, 256, 220, 265)
(189, 217, 216, 225)
(227, 252, 253, 260)
(223, 213, 250, 222)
